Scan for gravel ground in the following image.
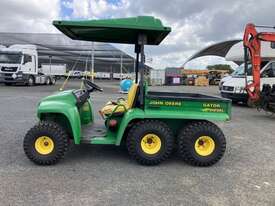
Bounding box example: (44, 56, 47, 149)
(0, 80, 275, 206)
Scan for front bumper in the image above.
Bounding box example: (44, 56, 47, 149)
(0, 72, 27, 83)
(221, 92, 248, 102)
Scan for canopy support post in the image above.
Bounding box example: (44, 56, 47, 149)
(120, 52, 123, 80)
(134, 44, 140, 83)
(91, 42, 95, 82)
(137, 34, 147, 107)
(49, 55, 52, 74)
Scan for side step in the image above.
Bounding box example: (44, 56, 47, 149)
(80, 123, 116, 144)
(81, 123, 106, 144)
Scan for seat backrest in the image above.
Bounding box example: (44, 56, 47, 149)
(127, 83, 138, 108)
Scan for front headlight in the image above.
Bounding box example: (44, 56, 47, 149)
(219, 81, 224, 90)
(16, 71, 23, 78)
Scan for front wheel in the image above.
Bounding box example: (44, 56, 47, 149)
(178, 121, 226, 167)
(27, 75, 34, 86)
(23, 121, 69, 165)
(126, 120, 174, 166)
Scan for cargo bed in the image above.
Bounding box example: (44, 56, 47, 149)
(144, 91, 231, 121)
(147, 91, 230, 102)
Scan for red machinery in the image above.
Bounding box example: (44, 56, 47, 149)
(243, 23, 275, 102)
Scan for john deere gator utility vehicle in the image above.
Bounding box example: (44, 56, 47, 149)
(23, 16, 231, 166)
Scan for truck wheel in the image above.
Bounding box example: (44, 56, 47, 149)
(23, 121, 69, 165)
(45, 78, 50, 85)
(178, 121, 226, 167)
(126, 120, 174, 166)
(4, 83, 12, 86)
(27, 76, 34, 86)
(50, 77, 56, 85)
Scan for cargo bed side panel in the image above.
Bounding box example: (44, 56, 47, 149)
(145, 91, 231, 121)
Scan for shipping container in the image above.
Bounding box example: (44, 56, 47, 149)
(112, 73, 135, 80)
(150, 69, 165, 85)
(165, 67, 182, 77)
(165, 67, 183, 85)
(95, 72, 111, 79)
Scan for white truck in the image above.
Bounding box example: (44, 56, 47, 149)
(113, 72, 135, 80)
(40, 64, 66, 80)
(95, 72, 111, 79)
(220, 41, 275, 104)
(0, 44, 57, 86)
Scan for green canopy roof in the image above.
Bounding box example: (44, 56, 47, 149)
(53, 16, 171, 45)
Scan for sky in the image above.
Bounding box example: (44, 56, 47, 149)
(0, 0, 275, 70)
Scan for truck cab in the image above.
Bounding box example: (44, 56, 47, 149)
(0, 44, 56, 86)
(0, 44, 38, 85)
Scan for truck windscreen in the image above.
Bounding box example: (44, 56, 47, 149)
(0, 53, 22, 64)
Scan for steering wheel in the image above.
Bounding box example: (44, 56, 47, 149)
(84, 79, 103, 92)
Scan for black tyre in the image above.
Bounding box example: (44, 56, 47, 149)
(126, 120, 174, 166)
(4, 82, 12, 86)
(23, 121, 69, 165)
(178, 121, 226, 167)
(246, 98, 256, 108)
(50, 77, 56, 85)
(45, 77, 50, 85)
(27, 75, 34, 86)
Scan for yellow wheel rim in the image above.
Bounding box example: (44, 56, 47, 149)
(194, 136, 215, 156)
(140, 133, 161, 155)
(34, 136, 54, 155)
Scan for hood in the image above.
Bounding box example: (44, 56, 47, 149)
(220, 75, 232, 83)
(222, 76, 253, 87)
(40, 90, 75, 103)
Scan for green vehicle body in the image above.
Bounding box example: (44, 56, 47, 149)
(37, 84, 231, 146)
(23, 16, 232, 167)
(35, 16, 231, 147)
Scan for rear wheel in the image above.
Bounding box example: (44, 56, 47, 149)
(50, 77, 56, 85)
(127, 120, 174, 166)
(45, 77, 50, 85)
(4, 83, 12, 86)
(178, 121, 226, 167)
(23, 121, 69, 165)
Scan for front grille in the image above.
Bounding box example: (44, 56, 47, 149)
(1, 67, 17, 72)
(0, 73, 13, 80)
(3, 73, 13, 77)
(222, 86, 234, 91)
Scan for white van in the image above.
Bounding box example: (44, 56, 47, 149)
(219, 41, 275, 103)
(220, 62, 275, 103)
